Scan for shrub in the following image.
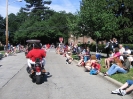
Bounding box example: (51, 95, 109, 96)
(123, 44, 133, 49)
(0, 46, 4, 51)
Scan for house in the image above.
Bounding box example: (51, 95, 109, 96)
(68, 35, 95, 45)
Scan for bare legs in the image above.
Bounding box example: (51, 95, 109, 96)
(104, 58, 111, 69)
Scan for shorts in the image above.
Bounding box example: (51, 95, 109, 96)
(126, 80, 133, 86)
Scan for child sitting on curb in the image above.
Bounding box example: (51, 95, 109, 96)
(66, 51, 73, 64)
(84, 55, 97, 72)
(90, 62, 101, 75)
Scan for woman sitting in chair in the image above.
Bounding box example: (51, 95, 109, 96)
(104, 47, 120, 69)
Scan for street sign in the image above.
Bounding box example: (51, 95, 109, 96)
(59, 37, 63, 43)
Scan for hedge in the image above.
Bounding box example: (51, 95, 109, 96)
(79, 44, 133, 53)
(0, 46, 4, 51)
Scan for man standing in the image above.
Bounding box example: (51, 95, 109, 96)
(105, 39, 113, 57)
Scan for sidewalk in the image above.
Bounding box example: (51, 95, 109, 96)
(0, 52, 26, 89)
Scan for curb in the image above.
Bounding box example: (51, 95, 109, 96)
(98, 72, 123, 87)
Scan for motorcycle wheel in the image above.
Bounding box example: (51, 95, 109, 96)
(26, 66, 30, 74)
(36, 75, 41, 84)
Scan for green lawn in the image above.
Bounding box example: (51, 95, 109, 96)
(0, 51, 5, 54)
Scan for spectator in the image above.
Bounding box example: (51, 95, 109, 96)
(76, 49, 86, 66)
(119, 44, 125, 55)
(113, 38, 119, 49)
(4, 51, 9, 57)
(66, 51, 73, 64)
(120, 46, 131, 61)
(119, 44, 125, 61)
(89, 61, 101, 75)
(123, 46, 131, 56)
(104, 55, 130, 76)
(77, 46, 81, 54)
(8, 42, 11, 51)
(4, 45, 7, 51)
(104, 39, 113, 57)
(111, 79, 133, 96)
(84, 55, 97, 72)
(104, 50, 114, 67)
(104, 48, 120, 69)
(84, 47, 91, 63)
(13, 46, 17, 55)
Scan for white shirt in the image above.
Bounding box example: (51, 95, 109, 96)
(119, 47, 125, 54)
(124, 49, 131, 55)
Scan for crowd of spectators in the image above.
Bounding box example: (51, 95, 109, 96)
(55, 43, 101, 75)
(3, 43, 25, 57)
(55, 38, 133, 96)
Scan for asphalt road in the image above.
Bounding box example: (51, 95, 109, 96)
(0, 49, 132, 99)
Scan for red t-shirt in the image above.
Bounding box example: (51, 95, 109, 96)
(91, 63, 101, 70)
(26, 49, 46, 62)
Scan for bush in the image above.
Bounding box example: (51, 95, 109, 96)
(78, 43, 106, 53)
(0, 46, 4, 51)
(123, 44, 133, 49)
(78, 43, 133, 53)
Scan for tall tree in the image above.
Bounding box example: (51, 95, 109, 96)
(79, 0, 119, 41)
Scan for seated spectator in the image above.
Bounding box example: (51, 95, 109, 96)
(104, 55, 130, 76)
(72, 46, 77, 54)
(123, 46, 131, 56)
(104, 51, 114, 67)
(55, 46, 60, 54)
(120, 46, 131, 61)
(4, 51, 9, 57)
(76, 49, 86, 66)
(111, 79, 133, 96)
(84, 55, 97, 72)
(119, 44, 125, 55)
(89, 61, 101, 75)
(84, 47, 91, 63)
(104, 48, 120, 69)
(66, 51, 73, 64)
(119, 44, 125, 61)
(96, 51, 102, 61)
(59, 47, 64, 55)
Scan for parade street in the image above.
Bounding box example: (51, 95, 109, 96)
(0, 49, 132, 99)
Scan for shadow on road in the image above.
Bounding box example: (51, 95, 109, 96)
(41, 72, 52, 83)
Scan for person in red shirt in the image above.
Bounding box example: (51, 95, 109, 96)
(26, 43, 46, 73)
(90, 62, 101, 75)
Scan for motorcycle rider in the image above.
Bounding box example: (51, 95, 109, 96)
(26, 43, 46, 74)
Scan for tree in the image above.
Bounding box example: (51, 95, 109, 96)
(0, 15, 5, 44)
(79, 0, 119, 41)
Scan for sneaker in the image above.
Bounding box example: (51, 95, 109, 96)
(119, 89, 126, 96)
(111, 89, 120, 94)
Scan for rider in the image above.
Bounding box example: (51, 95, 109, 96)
(26, 43, 46, 73)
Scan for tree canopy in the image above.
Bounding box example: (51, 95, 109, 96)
(0, 0, 133, 45)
